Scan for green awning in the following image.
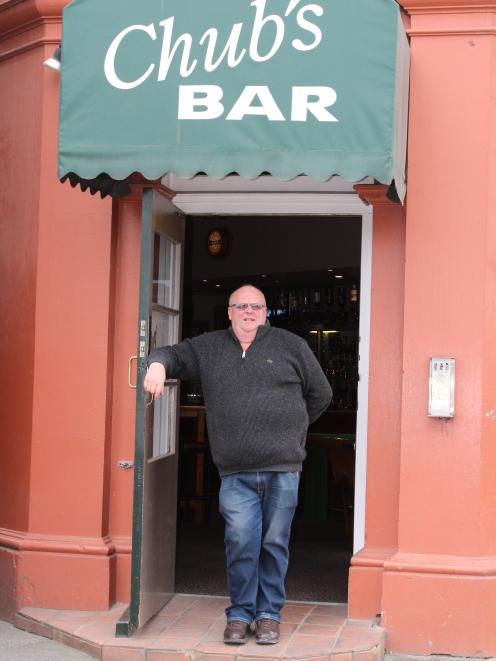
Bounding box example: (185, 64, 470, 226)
(58, 0, 409, 200)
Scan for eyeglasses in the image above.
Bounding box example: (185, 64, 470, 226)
(229, 303, 267, 311)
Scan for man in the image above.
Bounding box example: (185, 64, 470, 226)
(144, 284, 332, 645)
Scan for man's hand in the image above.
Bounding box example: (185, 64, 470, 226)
(144, 362, 166, 399)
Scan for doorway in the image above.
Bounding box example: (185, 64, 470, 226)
(174, 213, 363, 603)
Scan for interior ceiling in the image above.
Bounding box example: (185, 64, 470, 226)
(191, 267, 360, 295)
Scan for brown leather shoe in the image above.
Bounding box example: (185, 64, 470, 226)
(223, 620, 249, 644)
(256, 618, 280, 644)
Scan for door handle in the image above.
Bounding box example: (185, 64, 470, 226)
(128, 355, 138, 389)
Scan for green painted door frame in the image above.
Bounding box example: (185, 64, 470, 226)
(116, 189, 184, 636)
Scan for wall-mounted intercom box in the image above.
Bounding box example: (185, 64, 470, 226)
(428, 357, 455, 418)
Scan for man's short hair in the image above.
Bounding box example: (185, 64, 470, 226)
(229, 284, 266, 304)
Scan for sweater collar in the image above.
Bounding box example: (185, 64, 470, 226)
(228, 321, 271, 345)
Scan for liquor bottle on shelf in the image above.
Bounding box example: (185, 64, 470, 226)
(300, 289, 310, 320)
(311, 288, 321, 321)
(337, 286, 347, 321)
(289, 290, 299, 318)
(278, 289, 287, 318)
(266, 291, 276, 318)
(324, 287, 333, 321)
(348, 283, 359, 321)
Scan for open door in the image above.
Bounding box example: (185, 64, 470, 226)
(117, 188, 185, 636)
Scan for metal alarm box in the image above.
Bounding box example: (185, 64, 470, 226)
(428, 357, 455, 418)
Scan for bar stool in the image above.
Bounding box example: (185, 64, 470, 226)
(178, 405, 219, 524)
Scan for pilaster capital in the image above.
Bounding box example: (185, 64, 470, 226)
(399, 0, 496, 14)
(0, 0, 67, 35)
(128, 176, 175, 200)
(399, 0, 496, 38)
(354, 184, 401, 207)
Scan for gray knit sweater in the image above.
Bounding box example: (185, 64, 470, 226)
(148, 324, 332, 476)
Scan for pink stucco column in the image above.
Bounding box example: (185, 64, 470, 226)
(348, 185, 406, 620)
(382, 1, 496, 655)
(0, 0, 116, 617)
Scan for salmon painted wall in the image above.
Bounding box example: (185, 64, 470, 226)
(0, 28, 41, 539)
(383, 0, 496, 655)
(0, 0, 116, 618)
(0, 10, 42, 622)
(3, 0, 496, 656)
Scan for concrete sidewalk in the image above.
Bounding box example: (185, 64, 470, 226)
(0, 620, 93, 661)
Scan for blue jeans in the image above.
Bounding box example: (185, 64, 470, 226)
(219, 471, 300, 624)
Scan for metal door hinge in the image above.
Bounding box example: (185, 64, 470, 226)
(117, 460, 135, 470)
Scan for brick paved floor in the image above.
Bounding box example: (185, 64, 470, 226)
(15, 594, 385, 661)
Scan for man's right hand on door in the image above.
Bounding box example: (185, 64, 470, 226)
(144, 362, 166, 398)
